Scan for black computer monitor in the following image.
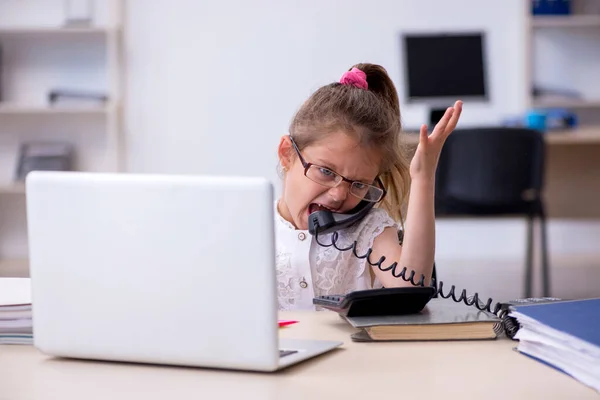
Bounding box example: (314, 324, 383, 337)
(401, 32, 488, 123)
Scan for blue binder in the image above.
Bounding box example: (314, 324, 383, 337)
(532, 0, 571, 15)
(511, 298, 600, 393)
(513, 298, 600, 348)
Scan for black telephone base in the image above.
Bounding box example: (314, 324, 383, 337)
(313, 287, 435, 318)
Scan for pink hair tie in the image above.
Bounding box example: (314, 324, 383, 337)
(339, 67, 368, 90)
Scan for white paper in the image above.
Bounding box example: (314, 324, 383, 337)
(0, 278, 31, 307)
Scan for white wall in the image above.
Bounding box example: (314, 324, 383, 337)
(122, 0, 600, 267)
(123, 0, 522, 258)
(124, 0, 529, 182)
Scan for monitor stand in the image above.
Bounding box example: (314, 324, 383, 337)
(404, 106, 456, 134)
(429, 108, 447, 127)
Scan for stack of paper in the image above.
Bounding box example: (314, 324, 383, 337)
(0, 277, 32, 345)
(510, 298, 600, 393)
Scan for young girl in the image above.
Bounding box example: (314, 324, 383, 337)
(275, 63, 462, 311)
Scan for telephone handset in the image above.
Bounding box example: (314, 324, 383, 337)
(308, 206, 558, 339)
(308, 199, 374, 236)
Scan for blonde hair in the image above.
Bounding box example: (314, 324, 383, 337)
(288, 63, 411, 227)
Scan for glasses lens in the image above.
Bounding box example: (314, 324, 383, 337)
(305, 165, 341, 187)
(351, 182, 383, 202)
(305, 165, 383, 202)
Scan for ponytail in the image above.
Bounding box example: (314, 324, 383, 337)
(378, 139, 411, 229)
(351, 63, 409, 227)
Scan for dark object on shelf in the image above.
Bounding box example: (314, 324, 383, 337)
(532, 86, 582, 100)
(532, 0, 571, 15)
(48, 89, 108, 107)
(15, 142, 74, 181)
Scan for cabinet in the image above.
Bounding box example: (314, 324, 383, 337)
(526, 0, 600, 126)
(0, 0, 125, 275)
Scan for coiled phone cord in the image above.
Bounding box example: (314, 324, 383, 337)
(314, 228, 520, 338)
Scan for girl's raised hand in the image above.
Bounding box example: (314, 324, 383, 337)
(409, 100, 463, 181)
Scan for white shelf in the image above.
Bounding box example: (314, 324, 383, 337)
(532, 15, 600, 28)
(532, 98, 600, 109)
(0, 103, 113, 115)
(0, 184, 25, 195)
(0, 26, 119, 36)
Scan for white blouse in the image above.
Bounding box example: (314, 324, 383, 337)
(274, 201, 399, 311)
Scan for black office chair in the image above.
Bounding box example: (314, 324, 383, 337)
(434, 127, 549, 298)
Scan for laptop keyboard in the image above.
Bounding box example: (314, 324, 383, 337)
(279, 350, 298, 358)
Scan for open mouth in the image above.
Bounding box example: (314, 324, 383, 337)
(308, 203, 335, 215)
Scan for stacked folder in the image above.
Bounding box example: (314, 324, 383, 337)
(0, 278, 33, 345)
(510, 298, 600, 393)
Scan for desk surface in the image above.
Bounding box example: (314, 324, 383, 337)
(1, 311, 597, 399)
(544, 126, 600, 144)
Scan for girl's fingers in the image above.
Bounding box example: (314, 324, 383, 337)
(419, 124, 428, 146)
(420, 100, 462, 147)
(445, 101, 463, 135)
(430, 108, 453, 140)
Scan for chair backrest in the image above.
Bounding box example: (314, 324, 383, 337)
(435, 127, 545, 209)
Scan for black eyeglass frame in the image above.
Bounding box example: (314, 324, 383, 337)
(288, 135, 387, 203)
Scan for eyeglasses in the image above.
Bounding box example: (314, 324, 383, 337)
(288, 135, 386, 203)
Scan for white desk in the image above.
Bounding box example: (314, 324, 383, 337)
(1, 311, 597, 399)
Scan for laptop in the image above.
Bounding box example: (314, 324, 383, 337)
(25, 171, 342, 371)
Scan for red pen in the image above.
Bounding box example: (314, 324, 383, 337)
(278, 320, 298, 327)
